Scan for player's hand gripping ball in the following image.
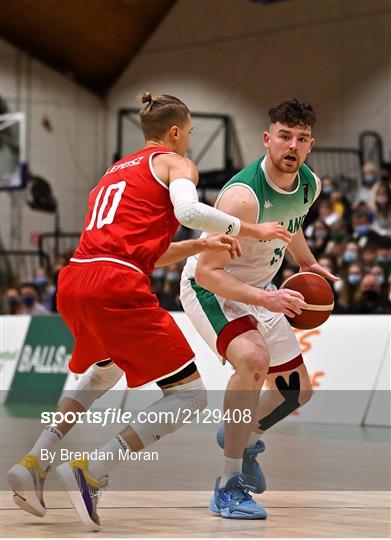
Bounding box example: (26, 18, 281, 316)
(280, 272, 334, 330)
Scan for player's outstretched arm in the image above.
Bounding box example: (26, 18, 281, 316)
(287, 228, 339, 281)
(154, 235, 242, 268)
(155, 154, 292, 242)
(215, 186, 293, 243)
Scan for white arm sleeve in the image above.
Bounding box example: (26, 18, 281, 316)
(169, 178, 241, 236)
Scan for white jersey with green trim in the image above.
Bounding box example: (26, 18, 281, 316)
(183, 156, 321, 289)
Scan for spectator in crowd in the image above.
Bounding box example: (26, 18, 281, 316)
(379, 163, 391, 185)
(337, 262, 363, 312)
(361, 245, 378, 273)
(372, 182, 391, 237)
(34, 267, 51, 310)
(18, 283, 50, 315)
(330, 189, 352, 227)
(370, 264, 387, 292)
(150, 266, 182, 311)
(150, 266, 165, 288)
(351, 273, 390, 314)
(317, 198, 340, 227)
(318, 255, 339, 276)
(326, 219, 349, 259)
(351, 209, 383, 248)
(49, 257, 67, 312)
(4, 288, 21, 315)
(340, 241, 360, 269)
(320, 175, 334, 196)
(376, 245, 391, 270)
(305, 219, 331, 257)
(355, 161, 380, 206)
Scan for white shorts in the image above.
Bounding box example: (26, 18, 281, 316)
(180, 277, 301, 370)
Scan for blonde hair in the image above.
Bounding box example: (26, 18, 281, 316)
(139, 92, 190, 140)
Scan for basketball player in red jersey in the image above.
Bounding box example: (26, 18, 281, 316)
(7, 93, 293, 530)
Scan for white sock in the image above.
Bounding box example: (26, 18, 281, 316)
(246, 431, 261, 448)
(221, 456, 242, 487)
(87, 434, 130, 481)
(30, 426, 63, 471)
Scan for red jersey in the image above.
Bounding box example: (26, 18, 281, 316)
(72, 146, 179, 275)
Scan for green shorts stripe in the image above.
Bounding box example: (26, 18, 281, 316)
(189, 278, 228, 335)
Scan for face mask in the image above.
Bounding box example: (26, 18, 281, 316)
(374, 275, 385, 286)
(35, 277, 47, 287)
(314, 229, 328, 240)
(363, 174, 376, 186)
(343, 251, 358, 263)
(377, 255, 390, 264)
(348, 275, 361, 286)
(7, 297, 19, 307)
(166, 272, 180, 282)
(322, 185, 333, 194)
(21, 295, 35, 307)
(376, 196, 388, 205)
(151, 268, 165, 279)
(354, 225, 369, 235)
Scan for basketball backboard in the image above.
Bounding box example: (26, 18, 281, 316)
(0, 112, 28, 190)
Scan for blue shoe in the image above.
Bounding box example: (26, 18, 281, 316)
(56, 459, 108, 531)
(209, 474, 267, 519)
(216, 425, 266, 493)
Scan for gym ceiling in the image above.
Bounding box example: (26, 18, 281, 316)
(0, 0, 177, 96)
(0, 0, 286, 97)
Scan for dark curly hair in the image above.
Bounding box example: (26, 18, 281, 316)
(268, 99, 316, 128)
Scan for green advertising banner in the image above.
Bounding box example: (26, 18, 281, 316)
(6, 315, 74, 406)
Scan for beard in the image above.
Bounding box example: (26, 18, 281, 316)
(269, 149, 301, 174)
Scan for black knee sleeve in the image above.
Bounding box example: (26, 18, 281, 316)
(258, 371, 301, 431)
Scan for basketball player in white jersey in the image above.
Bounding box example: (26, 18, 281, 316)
(181, 99, 338, 519)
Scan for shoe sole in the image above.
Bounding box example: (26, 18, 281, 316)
(7, 465, 46, 517)
(56, 463, 101, 532)
(209, 498, 267, 520)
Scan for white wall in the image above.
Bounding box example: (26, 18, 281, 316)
(0, 38, 107, 251)
(108, 0, 391, 164)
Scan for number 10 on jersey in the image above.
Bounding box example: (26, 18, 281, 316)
(86, 180, 126, 230)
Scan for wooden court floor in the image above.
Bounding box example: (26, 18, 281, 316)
(1, 489, 390, 537)
(1, 416, 390, 537)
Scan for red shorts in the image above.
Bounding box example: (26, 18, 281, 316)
(57, 262, 195, 388)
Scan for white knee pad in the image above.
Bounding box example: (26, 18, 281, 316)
(131, 378, 207, 448)
(62, 361, 124, 410)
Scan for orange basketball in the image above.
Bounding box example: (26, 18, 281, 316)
(280, 272, 334, 330)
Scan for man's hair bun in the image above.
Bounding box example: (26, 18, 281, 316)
(141, 92, 153, 104)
